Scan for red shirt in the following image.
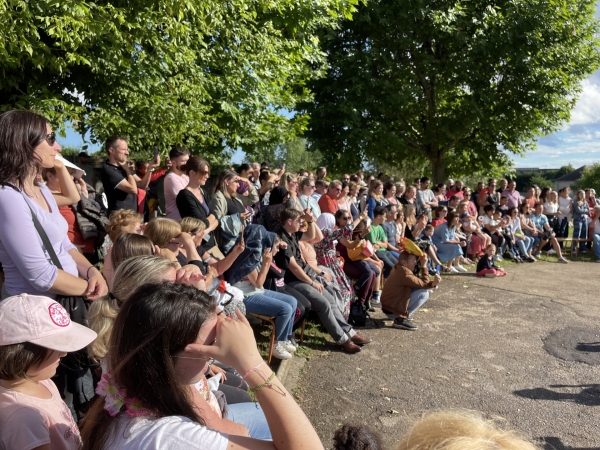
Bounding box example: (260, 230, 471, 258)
(445, 189, 464, 200)
(318, 195, 339, 214)
(59, 206, 95, 253)
(431, 218, 447, 227)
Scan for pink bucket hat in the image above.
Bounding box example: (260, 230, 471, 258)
(0, 294, 97, 352)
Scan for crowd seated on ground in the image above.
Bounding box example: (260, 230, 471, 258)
(0, 109, 596, 448)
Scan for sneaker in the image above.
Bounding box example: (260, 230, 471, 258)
(524, 257, 535, 263)
(548, 249, 556, 255)
(281, 340, 297, 353)
(364, 301, 375, 312)
(392, 318, 418, 330)
(273, 342, 292, 360)
(370, 298, 381, 307)
(580, 249, 588, 254)
(495, 255, 504, 262)
(529, 254, 537, 261)
(596, 259, 600, 263)
(558, 257, 569, 264)
(456, 265, 467, 273)
(449, 266, 459, 273)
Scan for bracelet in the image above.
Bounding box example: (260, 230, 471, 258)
(86, 266, 95, 280)
(238, 362, 266, 388)
(247, 372, 286, 402)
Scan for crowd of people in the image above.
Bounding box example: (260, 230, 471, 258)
(0, 110, 595, 449)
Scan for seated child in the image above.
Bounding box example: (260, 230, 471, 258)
(0, 294, 98, 450)
(476, 244, 506, 277)
(497, 195, 510, 216)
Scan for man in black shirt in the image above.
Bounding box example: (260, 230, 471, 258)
(100, 135, 139, 214)
(276, 208, 372, 353)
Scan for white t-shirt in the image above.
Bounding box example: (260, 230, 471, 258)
(543, 202, 558, 214)
(558, 196, 571, 219)
(106, 415, 229, 449)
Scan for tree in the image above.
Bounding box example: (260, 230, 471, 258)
(300, 0, 600, 182)
(0, 0, 358, 159)
(572, 164, 600, 194)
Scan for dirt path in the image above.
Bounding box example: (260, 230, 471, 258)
(296, 261, 600, 449)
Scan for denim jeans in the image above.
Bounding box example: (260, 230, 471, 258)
(593, 233, 600, 259)
(377, 250, 398, 278)
(573, 219, 588, 250)
(228, 403, 272, 440)
(515, 236, 533, 257)
(244, 290, 296, 342)
(385, 288, 430, 319)
(557, 217, 569, 248)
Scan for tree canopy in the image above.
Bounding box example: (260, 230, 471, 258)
(0, 0, 357, 158)
(301, 0, 600, 182)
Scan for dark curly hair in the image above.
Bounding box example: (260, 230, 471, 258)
(333, 424, 383, 450)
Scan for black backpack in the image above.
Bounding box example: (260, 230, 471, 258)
(348, 300, 368, 327)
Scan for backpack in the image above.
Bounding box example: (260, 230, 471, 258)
(348, 300, 368, 327)
(75, 196, 109, 249)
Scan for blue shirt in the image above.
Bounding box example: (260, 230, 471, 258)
(530, 213, 548, 232)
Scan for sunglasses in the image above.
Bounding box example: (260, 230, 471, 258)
(340, 216, 351, 221)
(45, 132, 56, 146)
(308, 185, 315, 189)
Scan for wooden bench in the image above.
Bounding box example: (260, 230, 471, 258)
(555, 237, 592, 258)
(248, 313, 277, 364)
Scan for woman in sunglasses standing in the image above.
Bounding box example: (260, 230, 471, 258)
(0, 110, 108, 302)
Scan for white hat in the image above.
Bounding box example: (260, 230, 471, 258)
(56, 154, 86, 180)
(0, 294, 97, 352)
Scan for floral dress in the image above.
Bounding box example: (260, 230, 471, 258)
(313, 226, 354, 315)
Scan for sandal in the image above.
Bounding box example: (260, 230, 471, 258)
(441, 266, 452, 273)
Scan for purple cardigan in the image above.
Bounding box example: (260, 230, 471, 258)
(0, 184, 77, 298)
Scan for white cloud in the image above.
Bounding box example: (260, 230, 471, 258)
(567, 78, 600, 126)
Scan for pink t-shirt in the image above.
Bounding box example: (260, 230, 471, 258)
(0, 379, 81, 450)
(164, 172, 189, 220)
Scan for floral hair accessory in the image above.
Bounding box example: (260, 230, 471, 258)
(96, 372, 151, 417)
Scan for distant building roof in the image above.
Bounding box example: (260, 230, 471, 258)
(553, 165, 587, 182)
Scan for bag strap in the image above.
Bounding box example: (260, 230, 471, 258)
(7, 184, 64, 270)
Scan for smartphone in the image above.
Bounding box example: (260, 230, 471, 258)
(435, 264, 441, 275)
(153, 145, 159, 160)
(282, 163, 286, 169)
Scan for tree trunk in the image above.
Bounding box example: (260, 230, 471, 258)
(430, 153, 446, 184)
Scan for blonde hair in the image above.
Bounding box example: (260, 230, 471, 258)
(403, 204, 417, 226)
(180, 217, 206, 234)
(396, 410, 539, 450)
(281, 173, 297, 191)
(368, 180, 383, 200)
(88, 256, 177, 362)
(576, 189, 586, 205)
(143, 217, 181, 248)
(106, 209, 143, 242)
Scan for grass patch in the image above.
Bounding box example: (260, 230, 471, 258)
(251, 312, 332, 362)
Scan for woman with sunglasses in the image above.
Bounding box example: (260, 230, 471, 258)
(177, 156, 220, 255)
(298, 176, 322, 218)
(0, 110, 108, 301)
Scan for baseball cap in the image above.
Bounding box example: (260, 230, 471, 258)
(0, 294, 97, 352)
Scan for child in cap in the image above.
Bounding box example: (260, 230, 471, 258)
(0, 294, 97, 450)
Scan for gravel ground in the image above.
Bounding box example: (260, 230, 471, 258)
(295, 261, 600, 449)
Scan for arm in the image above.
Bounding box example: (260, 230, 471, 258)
(209, 192, 228, 220)
(115, 163, 138, 195)
(188, 386, 249, 437)
(366, 197, 376, 219)
(133, 155, 160, 190)
(176, 190, 219, 233)
(52, 159, 81, 207)
(307, 223, 324, 245)
(287, 256, 322, 291)
(299, 210, 317, 242)
(246, 249, 273, 288)
(239, 181, 259, 205)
